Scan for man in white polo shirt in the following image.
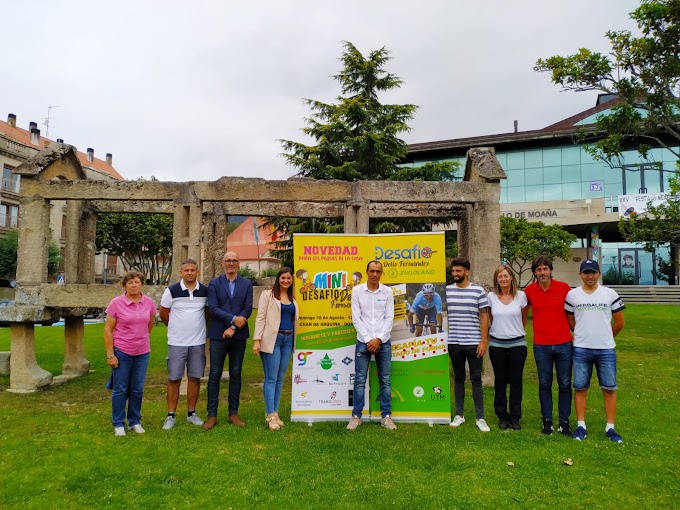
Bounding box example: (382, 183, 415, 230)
(565, 259, 626, 443)
(159, 259, 209, 430)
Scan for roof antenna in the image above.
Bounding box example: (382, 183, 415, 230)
(43, 105, 61, 139)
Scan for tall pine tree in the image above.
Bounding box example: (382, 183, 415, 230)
(269, 41, 458, 266)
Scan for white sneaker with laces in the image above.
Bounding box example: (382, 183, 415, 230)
(380, 415, 397, 430)
(450, 415, 466, 428)
(162, 416, 176, 430)
(114, 427, 126, 437)
(129, 424, 146, 434)
(476, 419, 491, 432)
(346, 415, 362, 431)
(187, 414, 204, 427)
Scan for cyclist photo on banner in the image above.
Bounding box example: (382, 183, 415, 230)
(408, 283, 443, 336)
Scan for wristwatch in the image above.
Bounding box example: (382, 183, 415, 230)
(107, 354, 115, 360)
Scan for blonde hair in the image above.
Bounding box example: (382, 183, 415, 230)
(493, 265, 517, 297)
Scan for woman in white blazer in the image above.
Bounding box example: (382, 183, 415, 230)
(253, 267, 299, 430)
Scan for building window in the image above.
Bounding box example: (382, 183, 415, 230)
(622, 162, 664, 194)
(2, 166, 20, 194)
(9, 206, 18, 228)
(0, 203, 6, 227)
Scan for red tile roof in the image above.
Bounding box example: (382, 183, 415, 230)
(226, 217, 281, 260)
(0, 118, 124, 180)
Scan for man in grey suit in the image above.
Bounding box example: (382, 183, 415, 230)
(204, 251, 253, 430)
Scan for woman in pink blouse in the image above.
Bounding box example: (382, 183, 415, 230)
(104, 271, 157, 436)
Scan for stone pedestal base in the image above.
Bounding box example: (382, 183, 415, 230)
(62, 317, 91, 375)
(9, 323, 53, 391)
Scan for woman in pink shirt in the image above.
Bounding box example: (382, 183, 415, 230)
(104, 271, 157, 436)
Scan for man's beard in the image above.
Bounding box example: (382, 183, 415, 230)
(452, 275, 464, 283)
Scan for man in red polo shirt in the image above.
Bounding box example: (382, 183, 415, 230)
(525, 255, 573, 436)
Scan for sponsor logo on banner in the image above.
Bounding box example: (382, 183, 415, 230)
(294, 374, 307, 385)
(375, 244, 435, 261)
(296, 392, 312, 407)
(313, 376, 325, 384)
(330, 373, 346, 386)
(319, 391, 342, 406)
(297, 352, 313, 366)
(350, 373, 355, 385)
(318, 353, 336, 370)
(413, 386, 425, 398)
(431, 386, 445, 400)
(342, 356, 353, 366)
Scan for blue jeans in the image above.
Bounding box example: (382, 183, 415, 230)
(573, 347, 617, 390)
(207, 337, 247, 417)
(352, 340, 392, 418)
(111, 347, 149, 428)
(260, 332, 294, 415)
(533, 342, 573, 423)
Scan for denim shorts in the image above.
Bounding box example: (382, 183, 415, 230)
(573, 347, 617, 390)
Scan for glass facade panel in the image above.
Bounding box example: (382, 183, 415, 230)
(500, 187, 508, 203)
(543, 185, 562, 201)
(562, 146, 581, 165)
(507, 187, 525, 203)
(507, 169, 525, 187)
(524, 168, 542, 185)
(561, 164, 580, 183)
(582, 181, 602, 198)
(543, 165, 562, 184)
(525, 185, 544, 202)
(604, 182, 623, 198)
(604, 167, 622, 183)
(507, 152, 524, 170)
(543, 148, 561, 166)
(562, 182, 582, 200)
(581, 163, 603, 181)
(525, 150, 542, 168)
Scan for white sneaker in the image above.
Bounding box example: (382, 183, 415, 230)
(162, 416, 176, 430)
(380, 415, 397, 430)
(450, 415, 466, 428)
(187, 414, 204, 427)
(114, 427, 126, 437)
(346, 415, 362, 431)
(129, 424, 145, 434)
(476, 419, 491, 432)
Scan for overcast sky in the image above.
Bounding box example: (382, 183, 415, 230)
(3, 0, 640, 181)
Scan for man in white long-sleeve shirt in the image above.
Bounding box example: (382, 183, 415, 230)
(347, 260, 396, 431)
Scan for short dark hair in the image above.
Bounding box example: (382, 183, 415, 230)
(366, 260, 383, 271)
(180, 259, 198, 268)
(531, 255, 553, 274)
(121, 270, 145, 287)
(450, 258, 470, 270)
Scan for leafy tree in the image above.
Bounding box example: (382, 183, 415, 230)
(96, 213, 173, 284)
(269, 41, 459, 264)
(237, 265, 259, 285)
(0, 230, 61, 278)
(534, 0, 680, 165)
(619, 172, 680, 279)
(501, 217, 577, 288)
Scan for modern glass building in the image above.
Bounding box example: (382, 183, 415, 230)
(402, 96, 678, 286)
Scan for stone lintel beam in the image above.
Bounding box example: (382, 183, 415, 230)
(90, 200, 174, 214)
(220, 202, 345, 218)
(20, 178, 499, 205)
(357, 181, 500, 204)
(368, 203, 467, 218)
(16, 284, 166, 309)
(0, 306, 62, 323)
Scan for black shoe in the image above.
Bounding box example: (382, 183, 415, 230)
(510, 418, 521, 430)
(498, 417, 509, 430)
(557, 421, 572, 437)
(541, 419, 554, 435)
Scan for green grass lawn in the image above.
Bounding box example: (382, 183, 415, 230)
(0, 305, 678, 510)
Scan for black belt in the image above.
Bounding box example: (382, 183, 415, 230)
(279, 329, 293, 334)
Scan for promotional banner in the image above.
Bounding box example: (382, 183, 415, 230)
(291, 232, 450, 424)
(618, 192, 674, 218)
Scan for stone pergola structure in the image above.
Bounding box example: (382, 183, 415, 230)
(0, 144, 506, 392)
